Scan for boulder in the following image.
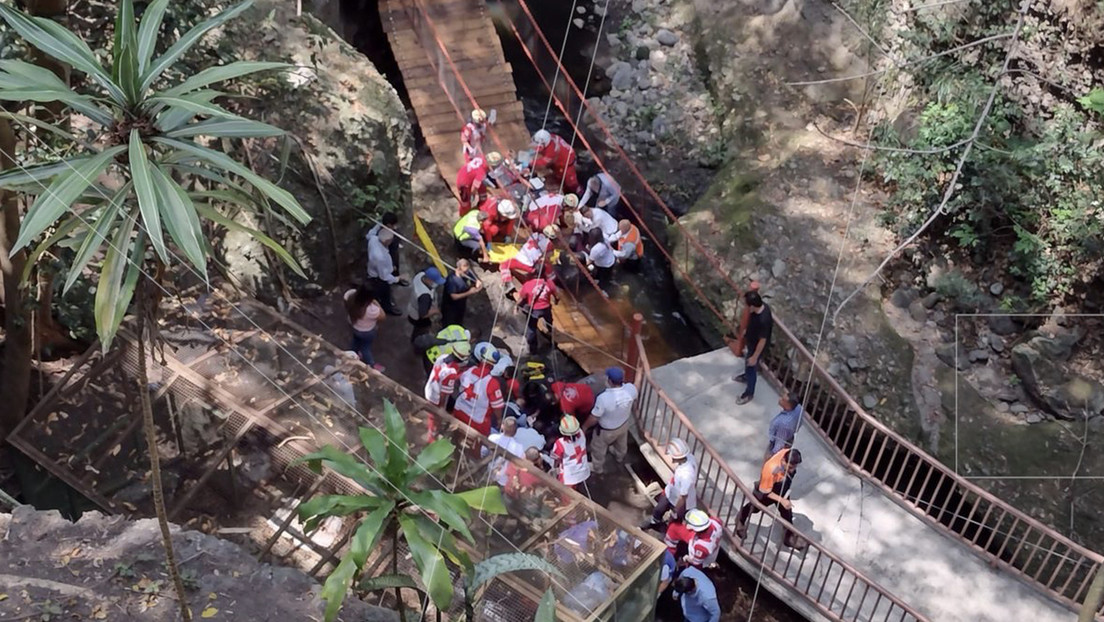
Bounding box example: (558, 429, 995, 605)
(908, 299, 928, 322)
(839, 334, 860, 358)
(935, 343, 969, 371)
(890, 286, 918, 309)
(1011, 342, 1104, 419)
(988, 314, 1018, 335)
(656, 28, 680, 46)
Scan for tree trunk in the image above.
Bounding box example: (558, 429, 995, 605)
(0, 117, 32, 442)
(136, 287, 192, 620)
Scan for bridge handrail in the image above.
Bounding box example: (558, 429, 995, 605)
(761, 319, 1104, 613)
(632, 336, 928, 622)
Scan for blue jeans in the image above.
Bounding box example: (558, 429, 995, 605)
(741, 362, 758, 399)
(351, 328, 378, 366)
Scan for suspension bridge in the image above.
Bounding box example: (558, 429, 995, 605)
(379, 0, 1104, 619)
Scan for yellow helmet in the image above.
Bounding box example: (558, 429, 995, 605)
(485, 151, 503, 168)
(471, 109, 487, 123)
(559, 415, 580, 436)
(542, 224, 560, 239)
(562, 193, 579, 208)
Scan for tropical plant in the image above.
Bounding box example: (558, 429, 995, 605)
(0, 2, 307, 619)
(296, 399, 516, 621)
(0, 0, 307, 348)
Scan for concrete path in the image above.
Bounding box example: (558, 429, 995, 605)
(649, 347, 1072, 622)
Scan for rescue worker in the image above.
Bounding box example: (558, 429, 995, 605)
(481, 199, 519, 242)
(735, 447, 807, 550)
(551, 415, 590, 490)
(579, 172, 622, 218)
(484, 150, 519, 192)
(613, 219, 644, 270)
(452, 342, 505, 438)
(498, 224, 559, 284)
(516, 273, 558, 353)
(672, 569, 721, 622)
(583, 366, 637, 475)
(424, 339, 472, 409)
(453, 209, 491, 263)
(456, 155, 489, 216)
(531, 129, 581, 194)
(461, 108, 490, 163)
(664, 509, 723, 568)
(547, 379, 595, 421)
(525, 181, 569, 232)
(644, 438, 698, 527)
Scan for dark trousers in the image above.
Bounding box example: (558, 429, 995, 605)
(650, 492, 688, 523)
(738, 478, 794, 531)
(351, 328, 378, 366)
(409, 317, 433, 373)
(526, 307, 552, 352)
(368, 277, 398, 315)
(740, 362, 759, 399)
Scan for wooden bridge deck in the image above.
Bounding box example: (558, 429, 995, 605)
(381, 0, 623, 372)
(380, 0, 531, 195)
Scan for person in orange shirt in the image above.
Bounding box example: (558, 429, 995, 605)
(734, 447, 807, 550)
(613, 219, 643, 271)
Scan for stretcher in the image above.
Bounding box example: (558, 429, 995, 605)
(486, 242, 562, 265)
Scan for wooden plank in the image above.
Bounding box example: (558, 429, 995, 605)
(410, 94, 523, 123)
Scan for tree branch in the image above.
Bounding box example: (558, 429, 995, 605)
(786, 32, 1013, 87)
(831, 2, 1030, 323)
(813, 120, 973, 154)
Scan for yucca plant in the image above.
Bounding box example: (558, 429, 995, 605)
(296, 399, 514, 621)
(0, 2, 307, 619)
(0, 0, 307, 347)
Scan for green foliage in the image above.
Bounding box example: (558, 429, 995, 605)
(295, 399, 507, 621)
(931, 269, 987, 312)
(0, 0, 306, 348)
(1079, 88, 1104, 115)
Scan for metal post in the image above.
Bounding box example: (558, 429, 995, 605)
(624, 313, 645, 383)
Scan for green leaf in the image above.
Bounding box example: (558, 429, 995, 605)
(129, 130, 166, 263)
(0, 81, 114, 126)
(0, 110, 81, 143)
(0, 4, 125, 104)
(454, 486, 507, 515)
(357, 426, 388, 468)
(320, 554, 356, 622)
(535, 589, 556, 622)
(154, 90, 219, 131)
(410, 438, 454, 478)
(150, 164, 206, 276)
(381, 399, 409, 482)
(13, 146, 125, 251)
(136, 0, 169, 74)
(348, 501, 394, 568)
(467, 553, 562, 594)
(410, 514, 470, 571)
(112, 0, 139, 104)
(22, 213, 84, 282)
(398, 513, 453, 610)
(407, 490, 472, 544)
(357, 573, 420, 594)
(297, 494, 380, 524)
(153, 137, 310, 225)
(93, 212, 140, 348)
(63, 184, 127, 293)
(162, 61, 289, 98)
(0, 157, 89, 190)
(165, 117, 284, 139)
(292, 446, 381, 493)
(191, 202, 306, 278)
(140, 0, 255, 93)
(150, 94, 248, 122)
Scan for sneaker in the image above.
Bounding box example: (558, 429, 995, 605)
(732, 373, 747, 383)
(736, 395, 753, 405)
(371, 363, 386, 372)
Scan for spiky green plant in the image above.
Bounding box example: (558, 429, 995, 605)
(0, 0, 307, 348)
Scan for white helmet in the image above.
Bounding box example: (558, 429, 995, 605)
(542, 224, 560, 239)
(685, 509, 710, 532)
(485, 151, 503, 168)
(497, 199, 519, 219)
(473, 342, 498, 364)
(532, 129, 552, 147)
(471, 108, 487, 123)
(563, 193, 579, 208)
(667, 438, 689, 460)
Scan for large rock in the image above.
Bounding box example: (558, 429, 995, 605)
(1011, 340, 1104, 419)
(0, 507, 398, 621)
(217, 0, 414, 300)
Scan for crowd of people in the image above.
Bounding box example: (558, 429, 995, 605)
(341, 110, 808, 621)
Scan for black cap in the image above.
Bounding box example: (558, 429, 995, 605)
(787, 448, 802, 465)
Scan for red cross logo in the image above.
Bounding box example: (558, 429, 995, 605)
(569, 443, 586, 464)
(462, 383, 478, 400)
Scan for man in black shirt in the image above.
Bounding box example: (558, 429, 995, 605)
(736, 291, 772, 405)
(441, 258, 482, 327)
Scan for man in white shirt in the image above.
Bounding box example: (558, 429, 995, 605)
(583, 367, 638, 475)
(367, 229, 406, 315)
(487, 417, 526, 486)
(579, 172, 622, 218)
(643, 437, 698, 528)
(577, 205, 619, 244)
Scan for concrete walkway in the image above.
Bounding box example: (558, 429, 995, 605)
(649, 347, 1072, 622)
